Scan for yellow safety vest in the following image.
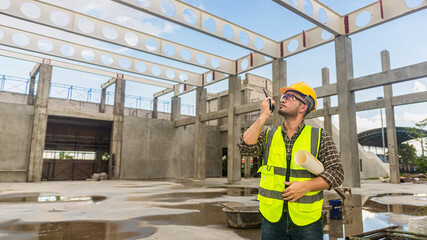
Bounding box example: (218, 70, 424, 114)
(257, 125, 323, 226)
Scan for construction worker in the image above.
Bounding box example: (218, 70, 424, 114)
(238, 81, 344, 239)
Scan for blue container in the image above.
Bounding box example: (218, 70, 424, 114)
(329, 199, 342, 220)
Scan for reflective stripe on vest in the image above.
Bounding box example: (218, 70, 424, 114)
(257, 125, 323, 226)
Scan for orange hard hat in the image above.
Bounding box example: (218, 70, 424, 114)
(280, 81, 317, 113)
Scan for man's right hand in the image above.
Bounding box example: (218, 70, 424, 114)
(242, 98, 275, 145)
(260, 97, 275, 119)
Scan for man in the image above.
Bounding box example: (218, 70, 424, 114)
(238, 81, 344, 239)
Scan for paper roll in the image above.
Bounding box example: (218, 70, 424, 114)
(294, 150, 324, 175)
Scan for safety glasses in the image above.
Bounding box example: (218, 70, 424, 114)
(281, 93, 306, 105)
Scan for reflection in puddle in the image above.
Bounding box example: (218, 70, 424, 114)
(0, 193, 107, 204)
(0, 220, 157, 240)
(323, 192, 427, 239)
(126, 187, 258, 202)
(142, 203, 226, 226)
(127, 191, 226, 202)
(141, 203, 261, 239)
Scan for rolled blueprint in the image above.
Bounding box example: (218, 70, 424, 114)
(294, 150, 324, 175)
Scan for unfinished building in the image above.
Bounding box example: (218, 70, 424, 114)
(0, 0, 426, 188)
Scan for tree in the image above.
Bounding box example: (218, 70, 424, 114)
(398, 143, 417, 166)
(59, 151, 73, 160)
(407, 118, 427, 173)
(408, 118, 427, 161)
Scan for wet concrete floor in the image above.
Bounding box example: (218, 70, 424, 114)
(0, 179, 426, 239)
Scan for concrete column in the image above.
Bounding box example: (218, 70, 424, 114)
(152, 97, 158, 119)
(95, 147, 102, 173)
(381, 50, 400, 183)
(27, 64, 52, 182)
(110, 77, 125, 179)
(272, 59, 287, 127)
(99, 88, 106, 113)
(227, 75, 242, 183)
(244, 156, 251, 178)
(27, 76, 36, 105)
(171, 96, 181, 121)
(322, 68, 333, 135)
(193, 87, 207, 179)
(335, 35, 360, 188)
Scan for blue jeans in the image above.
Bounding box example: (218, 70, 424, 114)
(261, 212, 323, 240)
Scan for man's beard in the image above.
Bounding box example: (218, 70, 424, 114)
(278, 107, 299, 119)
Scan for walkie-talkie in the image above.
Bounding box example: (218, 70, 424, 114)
(263, 89, 275, 113)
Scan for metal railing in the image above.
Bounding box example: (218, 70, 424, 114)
(0, 74, 195, 115)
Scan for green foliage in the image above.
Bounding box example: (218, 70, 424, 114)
(398, 143, 417, 166)
(406, 118, 427, 172)
(59, 151, 73, 160)
(415, 157, 427, 173)
(102, 152, 110, 161)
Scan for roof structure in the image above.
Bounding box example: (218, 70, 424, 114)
(358, 127, 427, 147)
(0, 0, 425, 96)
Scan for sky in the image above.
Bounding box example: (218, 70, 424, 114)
(0, 0, 426, 143)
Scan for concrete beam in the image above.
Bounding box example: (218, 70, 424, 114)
(349, 61, 427, 92)
(1, 0, 236, 74)
(381, 50, 400, 184)
(174, 117, 195, 127)
(154, 88, 174, 98)
(235, 101, 262, 116)
(0, 48, 174, 90)
(272, 0, 343, 35)
(193, 87, 207, 179)
(30, 63, 41, 78)
(0, 24, 203, 86)
(219, 118, 273, 132)
(200, 109, 228, 122)
(113, 0, 279, 58)
(315, 83, 337, 98)
(27, 63, 52, 182)
(309, 91, 427, 118)
(335, 35, 360, 188)
(101, 77, 117, 89)
(227, 75, 242, 183)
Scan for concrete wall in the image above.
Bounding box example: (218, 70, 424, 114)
(120, 116, 222, 179)
(0, 102, 34, 182)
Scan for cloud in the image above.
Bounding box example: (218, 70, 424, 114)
(42, 0, 180, 37)
(413, 80, 426, 92)
(356, 114, 382, 133)
(403, 112, 427, 124)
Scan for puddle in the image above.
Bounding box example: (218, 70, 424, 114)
(141, 192, 426, 239)
(126, 191, 227, 202)
(142, 203, 226, 226)
(126, 187, 258, 202)
(114, 183, 172, 188)
(362, 193, 427, 217)
(224, 187, 258, 196)
(0, 192, 107, 204)
(141, 203, 262, 239)
(0, 219, 156, 240)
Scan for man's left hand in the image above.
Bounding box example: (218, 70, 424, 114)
(282, 181, 310, 202)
